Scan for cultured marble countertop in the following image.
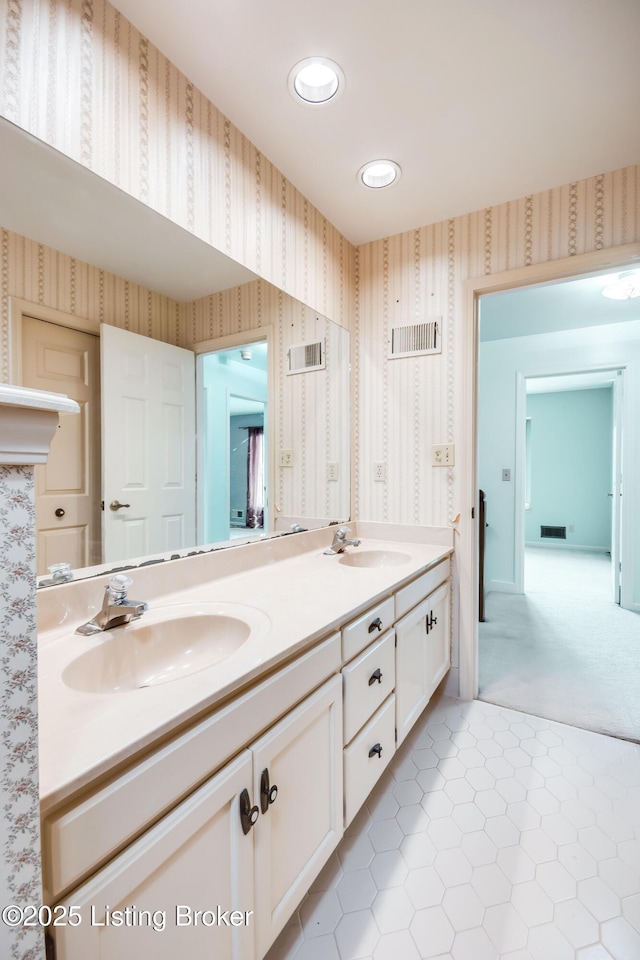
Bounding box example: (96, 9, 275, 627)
(38, 523, 453, 811)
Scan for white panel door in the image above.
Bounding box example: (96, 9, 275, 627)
(101, 325, 196, 561)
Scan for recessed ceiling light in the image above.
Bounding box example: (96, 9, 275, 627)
(601, 269, 640, 300)
(358, 160, 402, 189)
(288, 57, 344, 105)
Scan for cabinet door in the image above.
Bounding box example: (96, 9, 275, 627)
(251, 675, 343, 958)
(54, 752, 256, 960)
(425, 581, 450, 700)
(395, 582, 450, 746)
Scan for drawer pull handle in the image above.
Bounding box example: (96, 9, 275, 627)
(368, 668, 383, 686)
(239, 788, 259, 835)
(368, 617, 383, 634)
(55, 508, 65, 518)
(260, 768, 279, 814)
(369, 743, 383, 759)
(425, 611, 438, 635)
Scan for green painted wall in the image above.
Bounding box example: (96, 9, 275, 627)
(525, 388, 613, 549)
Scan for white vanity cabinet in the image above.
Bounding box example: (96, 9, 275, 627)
(50, 669, 342, 960)
(54, 751, 256, 960)
(251, 675, 343, 956)
(395, 579, 450, 746)
(44, 544, 453, 960)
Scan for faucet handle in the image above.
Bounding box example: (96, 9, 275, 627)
(108, 574, 132, 600)
(336, 526, 349, 539)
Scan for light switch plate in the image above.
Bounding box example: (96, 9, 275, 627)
(279, 450, 293, 467)
(502, 468, 511, 481)
(432, 444, 455, 466)
(327, 462, 339, 481)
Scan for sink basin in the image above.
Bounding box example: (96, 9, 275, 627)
(339, 549, 411, 568)
(62, 602, 270, 694)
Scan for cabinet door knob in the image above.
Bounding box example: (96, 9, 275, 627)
(368, 668, 383, 686)
(260, 768, 278, 814)
(368, 743, 383, 759)
(55, 508, 65, 518)
(239, 788, 259, 835)
(368, 617, 383, 634)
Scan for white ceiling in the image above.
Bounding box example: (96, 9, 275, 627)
(526, 370, 617, 395)
(111, 0, 640, 245)
(480, 269, 640, 341)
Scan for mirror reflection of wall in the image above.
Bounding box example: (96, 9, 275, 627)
(2, 122, 350, 583)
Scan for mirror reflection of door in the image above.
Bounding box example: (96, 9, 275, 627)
(21, 316, 101, 574)
(229, 400, 265, 539)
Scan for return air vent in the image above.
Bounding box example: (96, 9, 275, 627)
(389, 318, 441, 359)
(541, 525, 566, 539)
(287, 339, 325, 375)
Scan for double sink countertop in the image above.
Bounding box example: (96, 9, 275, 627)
(37, 522, 453, 812)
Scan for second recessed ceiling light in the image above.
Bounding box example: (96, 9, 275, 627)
(289, 57, 344, 105)
(358, 160, 402, 189)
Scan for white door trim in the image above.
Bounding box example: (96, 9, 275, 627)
(459, 240, 640, 701)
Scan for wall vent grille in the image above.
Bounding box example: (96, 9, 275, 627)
(287, 339, 325, 374)
(389, 319, 441, 359)
(540, 525, 566, 539)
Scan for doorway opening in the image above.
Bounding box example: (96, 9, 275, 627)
(476, 267, 640, 741)
(198, 338, 269, 545)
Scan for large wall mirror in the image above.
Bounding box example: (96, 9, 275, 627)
(0, 119, 350, 582)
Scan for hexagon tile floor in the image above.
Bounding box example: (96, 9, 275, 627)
(265, 694, 640, 960)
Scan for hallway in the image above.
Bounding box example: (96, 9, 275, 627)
(479, 549, 640, 741)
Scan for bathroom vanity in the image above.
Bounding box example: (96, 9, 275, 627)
(37, 524, 452, 960)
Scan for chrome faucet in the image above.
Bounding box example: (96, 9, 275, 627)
(75, 575, 149, 635)
(323, 526, 361, 555)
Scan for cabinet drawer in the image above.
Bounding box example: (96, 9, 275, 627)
(44, 632, 341, 898)
(342, 596, 394, 661)
(343, 695, 395, 827)
(395, 558, 449, 619)
(342, 631, 395, 745)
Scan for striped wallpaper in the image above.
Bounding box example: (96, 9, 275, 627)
(355, 166, 640, 528)
(185, 279, 351, 522)
(0, 226, 182, 382)
(0, 231, 350, 523)
(0, 0, 355, 330)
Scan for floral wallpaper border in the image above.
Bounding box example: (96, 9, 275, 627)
(0, 465, 42, 960)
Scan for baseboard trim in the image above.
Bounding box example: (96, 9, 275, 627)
(486, 579, 521, 594)
(525, 542, 610, 554)
(444, 668, 459, 698)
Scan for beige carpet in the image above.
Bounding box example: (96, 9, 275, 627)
(479, 548, 640, 742)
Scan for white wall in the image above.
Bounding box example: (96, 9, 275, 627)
(479, 319, 640, 609)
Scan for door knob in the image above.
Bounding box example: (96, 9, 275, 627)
(55, 508, 65, 518)
(109, 500, 131, 511)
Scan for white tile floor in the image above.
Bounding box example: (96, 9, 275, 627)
(265, 694, 640, 960)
